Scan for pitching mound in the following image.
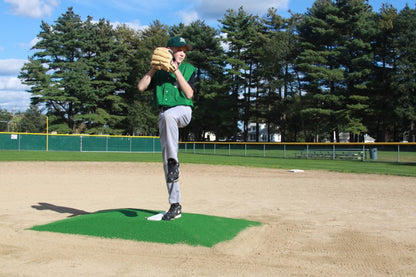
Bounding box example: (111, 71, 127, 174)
(1, 162, 416, 276)
(29, 208, 261, 247)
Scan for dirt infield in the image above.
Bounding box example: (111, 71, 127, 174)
(1, 162, 415, 276)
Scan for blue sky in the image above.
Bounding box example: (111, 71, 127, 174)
(0, 0, 412, 112)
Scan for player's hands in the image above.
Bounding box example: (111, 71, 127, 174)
(151, 47, 178, 72)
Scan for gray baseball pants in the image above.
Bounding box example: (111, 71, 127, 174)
(159, 105, 192, 204)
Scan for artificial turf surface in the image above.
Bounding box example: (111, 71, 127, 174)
(29, 208, 261, 247)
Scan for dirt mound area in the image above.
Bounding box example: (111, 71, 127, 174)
(1, 162, 415, 276)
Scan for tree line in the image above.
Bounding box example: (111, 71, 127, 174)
(10, 1, 416, 142)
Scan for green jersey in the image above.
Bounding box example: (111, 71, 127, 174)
(150, 62, 196, 108)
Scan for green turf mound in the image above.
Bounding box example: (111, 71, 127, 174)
(29, 209, 261, 247)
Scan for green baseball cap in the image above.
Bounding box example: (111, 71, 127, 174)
(167, 36, 192, 50)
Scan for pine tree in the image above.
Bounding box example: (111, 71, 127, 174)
(297, 0, 344, 141)
(219, 7, 259, 140)
(369, 3, 398, 141)
(297, 0, 374, 142)
(260, 9, 302, 141)
(335, 0, 374, 142)
(18, 105, 47, 133)
(20, 8, 85, 133)
(0, 109, 12, 132)
(392, 5, 416, 141)
(19, 7, 131, 134)
(78, 17, 130, 134)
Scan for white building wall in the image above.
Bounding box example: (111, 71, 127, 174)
(247, 123, 281, 142)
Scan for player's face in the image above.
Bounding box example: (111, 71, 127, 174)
(171, 46, 187, 64)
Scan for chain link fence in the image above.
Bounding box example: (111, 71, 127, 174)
(179, 141, 416, 163)
(1, 132, 416, 163)
(0, 133, 160, 153)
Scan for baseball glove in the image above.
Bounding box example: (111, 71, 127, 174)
(151, 47, 177, 72)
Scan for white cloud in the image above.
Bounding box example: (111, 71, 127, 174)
(194, 0, 289, 18)
(30, 37, 41, 48)
(177, 10, 199, 25)
(111, 20, 147, 31)
(0, 90, 31, 112)
(0, 59, 30, 111)
(0, 76, 28, 91)
(4, 0, 59, 18)
(0, 59, 27, 76)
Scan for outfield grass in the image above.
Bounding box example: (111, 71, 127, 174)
(0, 151, 415, 177)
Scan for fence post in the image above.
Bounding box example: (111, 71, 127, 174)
(362, 145, 365, 161)
(46, 116, 49, 152)
(106, 136, 108, 152)
(333, 144, 336, 160)
(397, 145, 400, 163)
(129, 137, 132, 153)
(80, 136, 83, 152)
(283, 144, 286, 158)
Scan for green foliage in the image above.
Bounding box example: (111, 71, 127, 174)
(19, 7, 130, 135)
(13, 3, 416, 143)
(297, 0, 376, 142)
(125, 98, 158, 136)
(48, 123, 72, 134)
(0, 106, 46, 133)
(0, 109, 12, 132)
(18, 105, 47, 133)
(392, 6, 416, 140)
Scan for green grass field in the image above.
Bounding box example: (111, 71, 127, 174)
(1, 150, 415, 177)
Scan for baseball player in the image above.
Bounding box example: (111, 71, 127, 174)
(138, 36, 196, 220)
